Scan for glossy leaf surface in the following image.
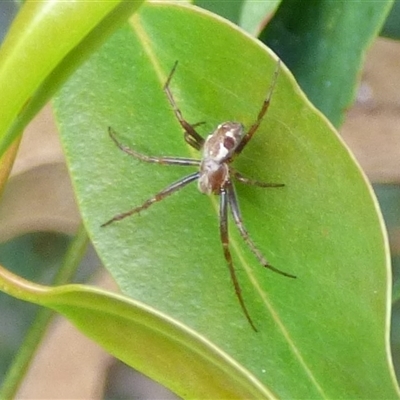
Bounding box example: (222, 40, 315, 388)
(51, 3, 398, 398)
(0, 265, 272, 399)
(0, 0, 143, 157)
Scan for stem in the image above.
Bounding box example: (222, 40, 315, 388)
(0, 224, 89, 400)
(392, 278, 400, 305)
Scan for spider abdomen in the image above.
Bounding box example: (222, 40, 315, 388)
(198, 160, 228, 195)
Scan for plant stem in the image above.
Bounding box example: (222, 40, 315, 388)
(0, 224, 89, 400)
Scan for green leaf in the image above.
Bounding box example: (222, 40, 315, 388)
(194, 0, 244, 24)
(260, 0, 394, 127)
(0, 266, 272, 399)
(381, 1, 400, 39)
(239, 1, 281, 35)
(53, 3, 398, 398)
(194, 0, 281, 35)
(0, 0, 144, 157)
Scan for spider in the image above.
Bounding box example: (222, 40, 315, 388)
(102, 60, 296, 331)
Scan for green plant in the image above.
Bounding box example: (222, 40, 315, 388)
(0, 1, 399, 398)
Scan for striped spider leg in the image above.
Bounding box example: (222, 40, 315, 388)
(102, 61, 295, 331)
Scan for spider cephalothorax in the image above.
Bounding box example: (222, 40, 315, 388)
(102, 61, 295, 331)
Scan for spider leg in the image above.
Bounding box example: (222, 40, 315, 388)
(231, 168, 284, 188)
(101, 171, 200, 227)
(220, 186, 258, 332)
(234, 60, 281, 156)
(192, 121, 206, 129)
(164, 61, 205, 151)
(226, 181, 296, 279)
(108, 127, 200, 167)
